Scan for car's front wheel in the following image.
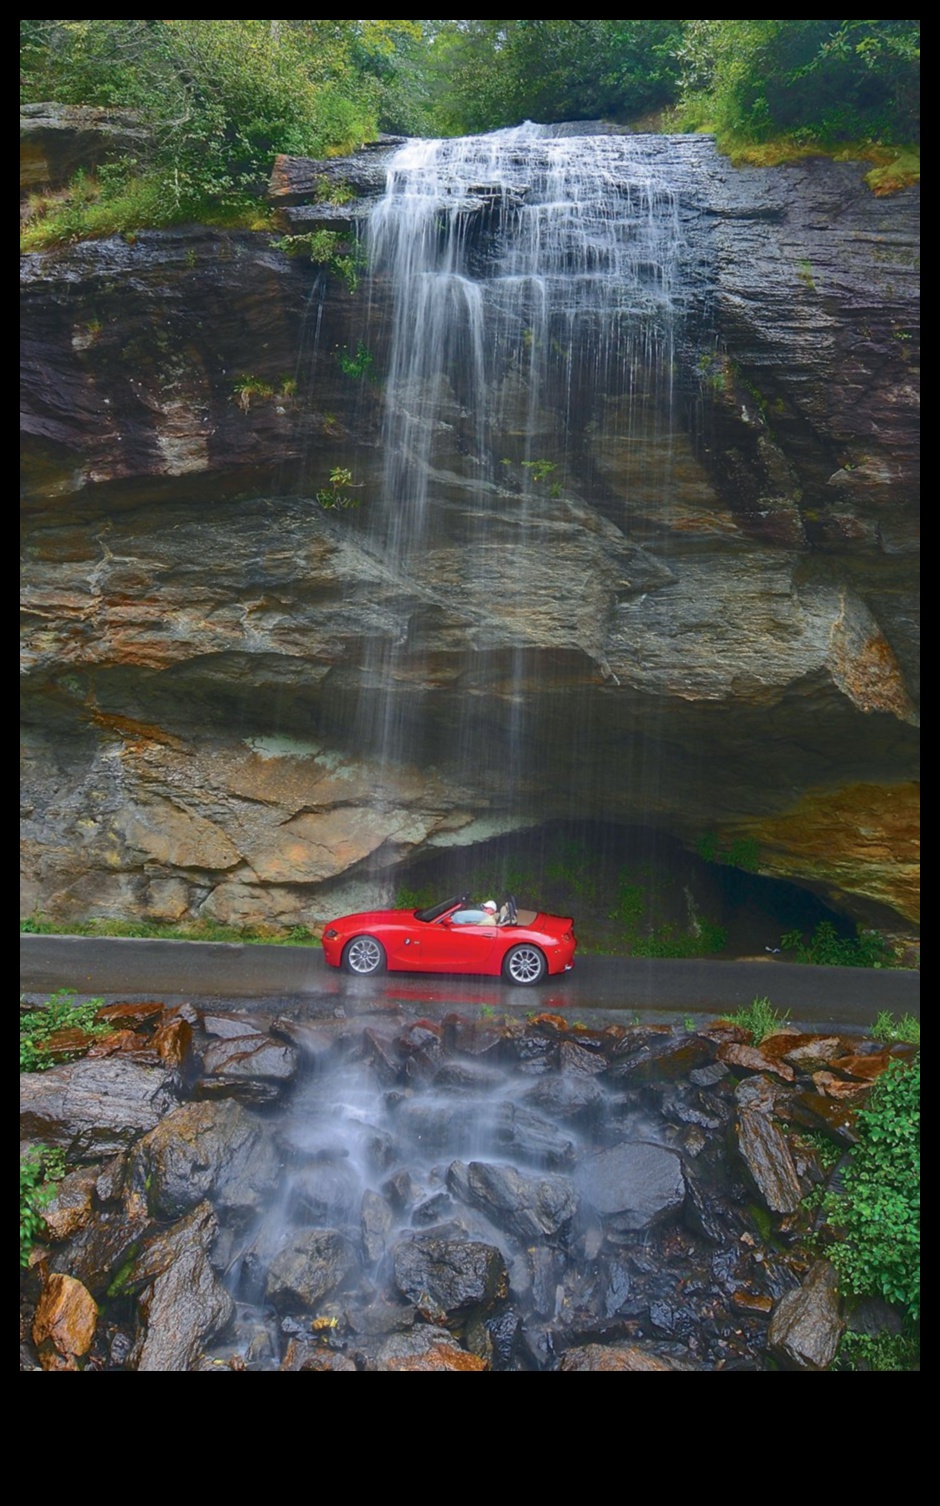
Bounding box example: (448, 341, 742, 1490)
(342, 935, 387, 976)
(502, 944, 547, 985)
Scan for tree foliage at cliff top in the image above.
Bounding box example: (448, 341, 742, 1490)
(421, 20, 684, 135)
(20, 20, 919, 242)
(20, 19, 424, 224)
(673, 20, 919, 147)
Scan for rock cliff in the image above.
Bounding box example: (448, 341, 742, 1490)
(20, 119, 919, 938)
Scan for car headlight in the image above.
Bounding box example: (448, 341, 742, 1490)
(324, 928, 340, 940)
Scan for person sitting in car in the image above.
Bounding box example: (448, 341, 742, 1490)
(450, 900, 500, 925)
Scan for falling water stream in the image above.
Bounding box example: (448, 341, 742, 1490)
(211, 135, 742, 1365)
(348, 124, 713, 807)
(216, 1010, 725, 1370)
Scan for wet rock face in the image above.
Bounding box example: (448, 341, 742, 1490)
(19, 129, 919, 934)
(21, 1003, 914, 1372)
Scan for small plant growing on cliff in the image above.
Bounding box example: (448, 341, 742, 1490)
(231, 374, 296, 414)
(20, 1145, 66, 1266)
(336, 341, 375, 380)
(521, 458, 559, 487)
(275, 230, 365, 293)
(502, 457, 562, 497)
(316, 467, 362, 510)
(232, 374, 275, 412)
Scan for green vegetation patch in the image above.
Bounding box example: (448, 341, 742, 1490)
(780, 920, 896, 968)
(273, 230, 366, 293)
(20, 1144, 67, 1266)
(723, 995, 790, 1043)
(871, 1010, 920, 1046)
(835, 1329, 920, 1372)
(19, 20, 421, 247)
(20, 988, 112, 1072)
(21, 915, 321, 946)
(822, 1055, 920, 1322)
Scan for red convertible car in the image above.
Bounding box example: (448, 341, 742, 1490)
(321, 894, 576, 985)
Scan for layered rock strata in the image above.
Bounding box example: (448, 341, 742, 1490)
(20, 123, 919, 934)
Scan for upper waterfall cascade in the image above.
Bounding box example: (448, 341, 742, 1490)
(366, 125, 712, 524)
(348, 126, 716, 778)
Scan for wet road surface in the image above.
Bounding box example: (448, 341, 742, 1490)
(21, 934, 920, 1033)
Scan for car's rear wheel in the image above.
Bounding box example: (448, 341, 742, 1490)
(342, 935, 387, 976)
(502, 944, 547, 985)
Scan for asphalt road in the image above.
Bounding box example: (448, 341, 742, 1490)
(21, 933, 920, 1032)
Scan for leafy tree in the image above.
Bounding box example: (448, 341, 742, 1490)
(20, 19, 920, 243)
(424, 20, 684, 135)
(675, 19, 919, 145)
(20, 20, 419, 228)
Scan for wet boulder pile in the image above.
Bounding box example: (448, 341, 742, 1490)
(20, 999, 916, 1371)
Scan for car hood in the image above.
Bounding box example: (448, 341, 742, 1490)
(327, 908, 411, 929)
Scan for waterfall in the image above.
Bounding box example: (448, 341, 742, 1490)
(348, 124, 712, 852)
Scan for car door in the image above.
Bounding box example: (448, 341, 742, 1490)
(384, 916, 430, 971)
(414, 914, 500, 974)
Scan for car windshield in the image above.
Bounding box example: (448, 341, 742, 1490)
(413, 894, 467, 923)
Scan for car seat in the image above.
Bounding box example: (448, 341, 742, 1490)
(498, 894, 518, 925)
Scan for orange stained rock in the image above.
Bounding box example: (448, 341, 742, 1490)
(717, 1042, 795, 1082)
(812, 1071, 872, 1101)
(732, 781, 920, 924)
(387, 1343, 488, 1372)
(152, 1016, 193, 1067)
(33, 1272, 98, 1361)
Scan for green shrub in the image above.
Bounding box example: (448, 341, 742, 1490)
(336, 341, 375, 380)
(20, 989, 110, 1072)
(822, 1056, 920, 1321)
(20, 1145, 66, 1265)
(780, 920, 895, 968)
(19, 20, 394, 246)
(20, 914, 51, 934)
(273, 229, 365, 293)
